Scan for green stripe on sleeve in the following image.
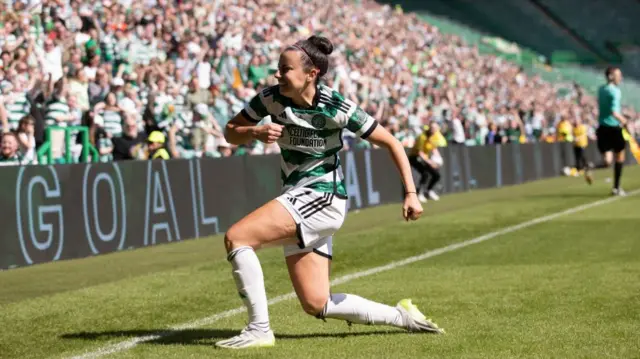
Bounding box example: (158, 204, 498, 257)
(249, 95, 269, 118)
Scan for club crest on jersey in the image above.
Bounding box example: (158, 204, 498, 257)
(311, 114, 327, 129)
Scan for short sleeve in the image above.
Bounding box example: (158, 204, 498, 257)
(241, 87, 274, 123)
(345, 105, 378, 139)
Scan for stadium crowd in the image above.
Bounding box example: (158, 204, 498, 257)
(0, 0, 639, 165)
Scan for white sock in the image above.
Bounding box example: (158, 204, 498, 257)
(319, 293, 404, 328)
(227, 246, 270, 332)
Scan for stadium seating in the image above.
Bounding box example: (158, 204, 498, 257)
(1, 0, 639, 166)
(536, 0, 640, 62)
(382, 0, 598, 62)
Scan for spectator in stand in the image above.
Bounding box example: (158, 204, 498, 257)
(485, 122, 505, 145)
(0, 132, 23, 165)
(0, 0, 638, 167)
(16, 115, 36, 164)
(81, 109, 111, 162)
(3, 80, 30, 132)
(409, 125, 443, 203)
(112, 116, 146, 161)
(132, 130, 170, 160)
(215, 138, 233, 158)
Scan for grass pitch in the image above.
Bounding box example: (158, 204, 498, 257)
(1, 167, 639, 359)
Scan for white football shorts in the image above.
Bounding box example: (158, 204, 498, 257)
(275, 187, 347, 259)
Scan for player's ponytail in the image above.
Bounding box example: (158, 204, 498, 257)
(287, 35, 334, 83)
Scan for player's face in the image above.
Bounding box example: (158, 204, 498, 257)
(276, 50, 315, 96)
(613, 69, 623, 85)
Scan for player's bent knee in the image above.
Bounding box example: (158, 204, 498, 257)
(299, 295, 328, 317)
(224, 224, 249, 252)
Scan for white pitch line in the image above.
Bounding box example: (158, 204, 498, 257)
(68, 190, 638, 359)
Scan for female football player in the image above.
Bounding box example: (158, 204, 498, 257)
(216, 35, 444, 349)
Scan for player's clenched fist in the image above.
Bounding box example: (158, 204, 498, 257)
(403, 193, 423, 221)
(253, 123, 284, 144)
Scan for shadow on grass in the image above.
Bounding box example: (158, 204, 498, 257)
(61, 328, 410, 346)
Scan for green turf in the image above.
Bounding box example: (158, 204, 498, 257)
(1, 167, 639, 359)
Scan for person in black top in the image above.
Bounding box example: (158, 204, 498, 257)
(112, 116, 146, 160)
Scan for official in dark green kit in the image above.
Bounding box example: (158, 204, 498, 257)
(597, 66, 628, 196)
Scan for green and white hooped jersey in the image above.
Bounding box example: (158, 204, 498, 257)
(241, 85, 378, 198)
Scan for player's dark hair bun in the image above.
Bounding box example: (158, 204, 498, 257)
(308, 35, 333, 56)
(286, 35, 334, 82)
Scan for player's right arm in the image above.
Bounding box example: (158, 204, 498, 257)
(224, 89, 283, 145)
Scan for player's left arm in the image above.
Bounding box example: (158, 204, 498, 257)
(365, 123, 423, 220)
(344, 103, 421, 220)
(365, 124, 416, 192)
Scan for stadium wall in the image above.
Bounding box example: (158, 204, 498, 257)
(0, 142, 618, 270)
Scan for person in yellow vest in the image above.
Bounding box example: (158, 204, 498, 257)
(572, 117, 593, 184)
(556, 115, 576, 177)
(555, 115, 573, 143)
(543, 129, 556, 143)
(409, 124, 443, 203)
(430, 122, 448, 147)
(131, 131, 171, 160)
